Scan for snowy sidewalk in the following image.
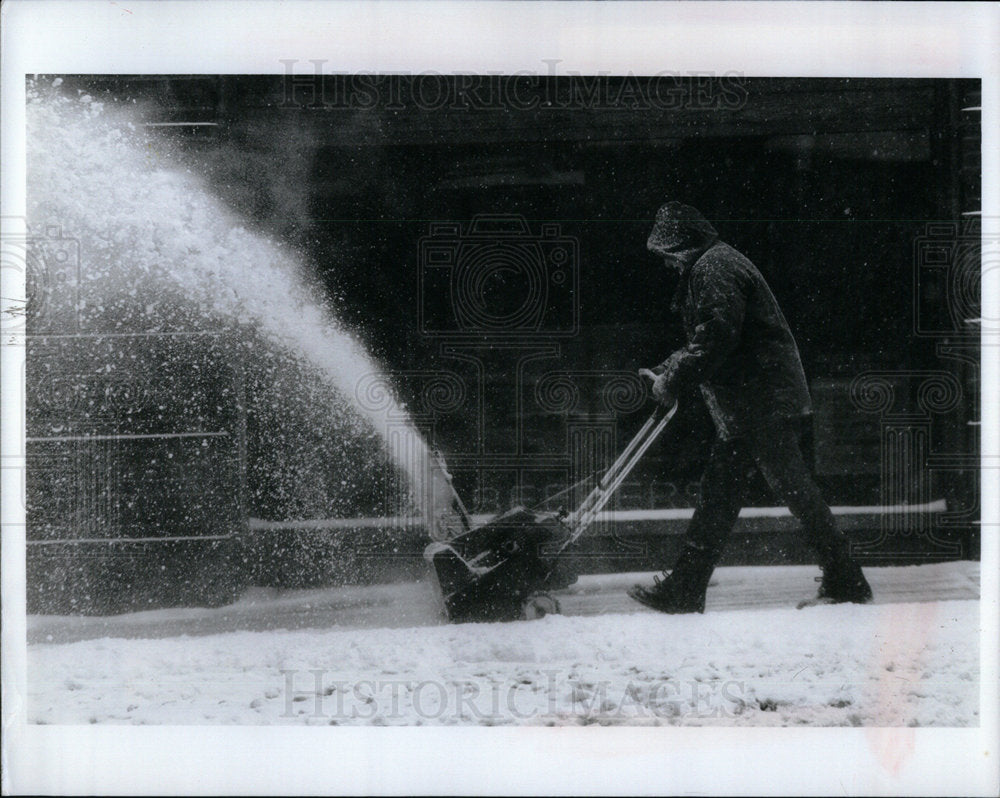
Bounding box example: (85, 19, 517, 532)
(26, 599, 978, 727)
(26, 560, 980, 644)
(24, 562, 981, 727)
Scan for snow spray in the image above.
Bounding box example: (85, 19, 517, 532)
(25, 81, 436, 531)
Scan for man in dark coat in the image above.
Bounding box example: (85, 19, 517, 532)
(628, 202, 872, 612)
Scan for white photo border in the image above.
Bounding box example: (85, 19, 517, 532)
(2, 1, 997, 795)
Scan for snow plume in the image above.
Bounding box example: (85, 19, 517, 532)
(25, 80, 433, 521)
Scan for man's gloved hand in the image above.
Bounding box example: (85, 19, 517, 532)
(651, 372, 675, 407)
(639, 366, 675, 407)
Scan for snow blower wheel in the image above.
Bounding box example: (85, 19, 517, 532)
(521, 593, 561, 620)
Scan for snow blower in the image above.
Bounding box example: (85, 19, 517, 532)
(425, 388, 677, 623)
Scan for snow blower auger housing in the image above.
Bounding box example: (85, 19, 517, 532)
(425, 400, 677, 623)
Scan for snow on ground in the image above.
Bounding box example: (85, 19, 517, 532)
(25, 563, 980, 727)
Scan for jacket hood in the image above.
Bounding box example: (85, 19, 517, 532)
(646, 202, 719, 269)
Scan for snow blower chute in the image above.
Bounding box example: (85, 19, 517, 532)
(424, 394, 677, 623)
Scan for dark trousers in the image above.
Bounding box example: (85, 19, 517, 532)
(685, 417, 850, 567)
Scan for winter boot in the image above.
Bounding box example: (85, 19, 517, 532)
(797, 555, 873, 609)
(627, 544, 715, 614)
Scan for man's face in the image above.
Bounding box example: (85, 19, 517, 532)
(662, 254, 683, 271)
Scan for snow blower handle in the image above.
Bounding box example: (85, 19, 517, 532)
(562, 390, 678, 544)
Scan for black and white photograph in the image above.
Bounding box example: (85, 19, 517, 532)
(2, 2, 998, 795)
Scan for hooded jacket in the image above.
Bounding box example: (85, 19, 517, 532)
(647, 202, 811, 439)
